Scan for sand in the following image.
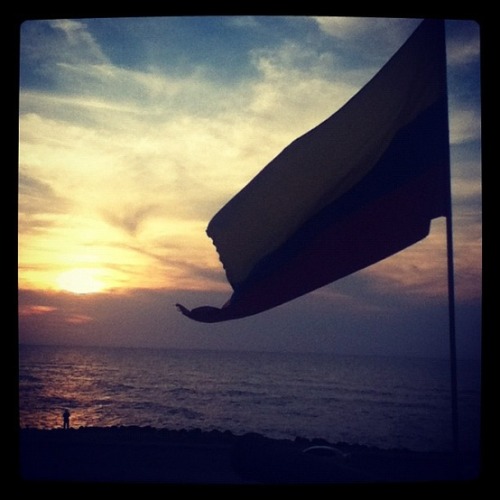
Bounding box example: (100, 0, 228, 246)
(18, 426, 482, 486)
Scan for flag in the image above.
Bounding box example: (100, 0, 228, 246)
(176, 19, 450, 323)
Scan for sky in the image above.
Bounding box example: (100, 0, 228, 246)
(18, 16, 482, 358)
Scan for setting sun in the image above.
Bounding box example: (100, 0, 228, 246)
(56, 269, 105, 294)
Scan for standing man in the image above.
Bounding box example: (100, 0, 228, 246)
(63, 409, 70, 429)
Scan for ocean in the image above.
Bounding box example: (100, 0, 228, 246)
(18, 344, 481, 453)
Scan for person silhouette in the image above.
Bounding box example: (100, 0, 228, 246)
(63, 409, 70, 429)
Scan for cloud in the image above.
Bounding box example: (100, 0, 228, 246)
(314, 16, 416, 39)
(446, 21, 480, 66)
(64, 313, 94, 325)
(362, 219, 481, 303)
(102, 204, 161, 237)
(19, 17, 481, 301)
(248, 41, 358, 126)
(312, 17, 420, 63)
(17, 285, 480, 358)
(453, 174, 482, 209)
(18, 173, 72, 215)
(19, 304, 58, 316)
(225, 16, 261, 30)
(17, 18, 481, 361)
(20, 19, 109, 92)
(448, 39, 480, 66)
(18, 173, 73, 237)
(449, 105, 481, 145)
(20, 31, 366, 224)
(46, 19, 108, 65)
(310, 286, 387, 314)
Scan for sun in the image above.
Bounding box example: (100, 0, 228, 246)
(56, 269, 106, 294)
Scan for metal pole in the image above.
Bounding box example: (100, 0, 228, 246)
(439, 18, 459, 457)
(446, 210, 459, 455)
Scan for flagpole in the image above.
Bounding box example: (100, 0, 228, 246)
(440, 16, 459, 456)
(446, 208, 459, 455)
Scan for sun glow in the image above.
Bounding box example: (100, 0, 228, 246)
(56, 269, 106, 294)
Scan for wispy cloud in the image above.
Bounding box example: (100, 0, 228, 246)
(19, 304, 57, 316)
(450, 106, 481, 145)
(19, 173, 72, 215)
(312, 17, 421, 66)
(446, 21, 480, 66)
(313, 16, 419, 41)
(362, 219, 481, 302)
(101, 204, 161, 237)
(48, 19, 107, 59)
(18, 173, 73, 239)
(22, 19, 108, 66)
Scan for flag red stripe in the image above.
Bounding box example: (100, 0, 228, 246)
(224, 166, 441, 319)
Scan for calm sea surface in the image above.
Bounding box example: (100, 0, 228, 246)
(18, 344, 481, 452)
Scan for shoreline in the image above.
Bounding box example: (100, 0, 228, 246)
(18, 425, 481, 485)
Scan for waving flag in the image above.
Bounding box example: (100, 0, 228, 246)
(176, 19, 450, 323)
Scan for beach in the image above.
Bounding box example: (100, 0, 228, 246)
(18, 426, 482, 486)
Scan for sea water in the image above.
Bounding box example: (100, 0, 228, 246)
(18, 344, 481, 452)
